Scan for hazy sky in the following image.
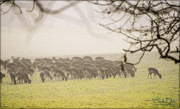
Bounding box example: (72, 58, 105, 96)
(1, 1, 130, 58)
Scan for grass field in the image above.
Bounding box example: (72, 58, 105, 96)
(1, 52, 179, 108)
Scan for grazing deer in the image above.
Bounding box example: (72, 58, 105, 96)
(9, 72, 16, 85)
(148, 68, 162, 79)
(16, 72, 31, 84)
(40, 71, 53, 83)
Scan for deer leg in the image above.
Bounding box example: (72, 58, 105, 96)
(55, 76, 57, 81)
(150, 73, 152, 79)
(21, 79, 23, 84)
(124, 73, 126, 78)
(7, 71, 9, 77)
(44, 74, 46, 82)
(14, 79, 16, 85)
(124, 71, 127, 78)
(54, 74, 57, 81)
(148, 73, 150, 79)
(153, 74, 156, 79)
(58, 76, 60, 81)
(31, 74, 33, 80)
(155, 75, 157, 79)
(120, 72, 123, 78)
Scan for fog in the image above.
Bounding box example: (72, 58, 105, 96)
(1, 1, 129, 58)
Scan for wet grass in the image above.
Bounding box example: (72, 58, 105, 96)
(0, 52, 179, 108)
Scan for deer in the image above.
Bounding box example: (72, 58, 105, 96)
(148, 68, 162, 79)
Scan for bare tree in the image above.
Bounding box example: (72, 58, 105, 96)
(1, 0, 82, 26)
(1, 0, 103, 44)
(1, 0, 180, 64)
(88, 0, 180, 64)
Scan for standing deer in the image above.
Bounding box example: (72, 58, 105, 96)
(148, 68, 162, 79)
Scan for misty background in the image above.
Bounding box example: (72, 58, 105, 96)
(1, 1, 129, 59)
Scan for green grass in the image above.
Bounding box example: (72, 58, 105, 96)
(1, 52, 179, 108)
